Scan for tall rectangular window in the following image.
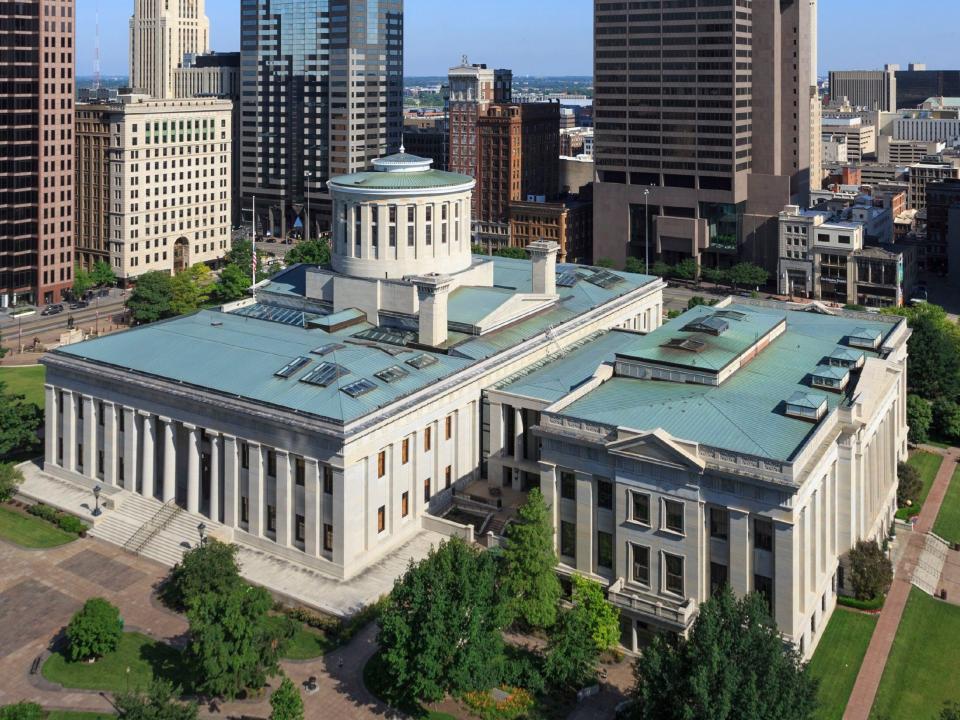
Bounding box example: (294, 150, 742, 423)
(560, 470, 576, 500)
(631, 544, 650, 586)
(241, 442, 249, 470)
(560, 520, 576, 559)
(664, 553, 685, 596)
(423, 477, 431, 503)
(323, 466, 334, 495)
(377, 505, 386, 533)
(445, 465, 452, 489)
(401, 491, 409, 517)
(267, 505, 276, 533)
(754, 574, 773, 614)
(401, 438, 409, 464)
(445, 414, 453, 440)
(266, 450, 276, 477)
(631, 492, 650, 525)
(323, 523, 333, 552)
(663, 499, 685, 534)
(710, 562, 728, 596)
(377, 450, 386, 478)
(241, 497, 249, 523)
(295, 514, 305, 543)
(424, 426, 432, 451)
(754, 518, 774, 552)
(597, 479, 613, 510)
(710, 508, 729, 540)
(597, 531, 613, 569)
(295, 458, 305, 487)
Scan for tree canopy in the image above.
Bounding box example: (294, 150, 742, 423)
(91, 260, 117, 288)
(907, 394, 933, 445)
(629, 587, 818, 720)
(72, 266, 95, 297)
(213, 263, 251, 303)
(499, 488, 562, 630)
(728, 262, 769, 290)
(66, 597, 123, 661)
(161, 540, 242, 611)
(226, 239, 272, 285)
(127, 271, 175, 324)
(848, 539, 893, 601)
(114, 679, 199, 720)
(570, 574, 620, 652)
(883, 303, 960, 401)
(0, 381, 42, 458)
(169, 264, 213, 316)
(284, 237, 331, 266)
(269, 675, 304, 720)
(377, 537, 506, 706)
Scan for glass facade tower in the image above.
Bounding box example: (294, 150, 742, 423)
(240, 0, 403, 238)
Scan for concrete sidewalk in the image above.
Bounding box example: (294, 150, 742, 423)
(843, 447, 959, 720)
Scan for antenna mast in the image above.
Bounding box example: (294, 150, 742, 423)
(94, 3, 101, 90)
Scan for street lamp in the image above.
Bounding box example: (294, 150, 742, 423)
(304, 171, 313, 245)
(92, 485, 102, 517)
(197, 522, 207, 547)
(643, 188, 651, 275)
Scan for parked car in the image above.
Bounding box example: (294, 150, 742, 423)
(70, 300, 89, 310)
(41, 304, 64, 316)
(98, 288, 110, 298)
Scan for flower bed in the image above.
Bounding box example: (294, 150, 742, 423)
(461, 687, 535, 720)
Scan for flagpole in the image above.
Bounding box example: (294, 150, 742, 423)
(251, 195, 256, 288)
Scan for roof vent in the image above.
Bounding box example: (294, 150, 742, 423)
(661, 337, 708, 353)
(682, 315, 729, 336)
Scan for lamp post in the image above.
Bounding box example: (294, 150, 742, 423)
(92, 485, 102, 517)
(304, 170, 313, 245)
(197, 522, 207, 547)
(643, 187, 651, 275)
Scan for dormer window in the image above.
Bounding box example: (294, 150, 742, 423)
(848, 327, 882, 349)
(784, 391, 828, 421)
(810, 365, 849, 392)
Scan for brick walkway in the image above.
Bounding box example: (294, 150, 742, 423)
(843, 446, 960, 720)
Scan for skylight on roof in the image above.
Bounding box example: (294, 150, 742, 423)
(556, 270, 579, 288)
(274, 356, 311, 379)
(583, 269, 623, 289)
(341, 378, 377, 398)
(353, 327, 415, 347)
(300, 362, 349, 387)
(713, 309, 747, 321)
(661, 337, 707, 353)
(375, 365, 409, 383)
(311, 343, 346, 356)
(682, 315, 729, 336)
(406, 353, 439, 369)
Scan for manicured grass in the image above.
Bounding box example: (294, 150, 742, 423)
(42, 632, 188, 693)
(263, 614, 333, 660)
(46, 712, 116, 720)
(872, 589, 960, 718)
(807, 608, 878, 720)
(933, 464, 960, 544)
(0, 505, 77, 548)
(895, 450, 943, 520)
(0, 365, 45, 407)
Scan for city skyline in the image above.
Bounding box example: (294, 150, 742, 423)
(77, 0, 960, 79)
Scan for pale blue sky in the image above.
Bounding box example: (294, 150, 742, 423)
(77, 0, 960, 78)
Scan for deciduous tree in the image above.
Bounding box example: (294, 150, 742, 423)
(0, 702, 43, 720)
(728, 262, 768, 290)
(90, 260, 117, 288)
(377, 537, 506, 707)
(162, 540, 242, 611)
(543, 603, 600, 692)
(933, 398, 960, 443)
(284, 237, 331, 267)
(169, 264, 213, 316)
(0, 462, 24, 501)
(72, 266, 95, 297)
(897, 461, 923, 507)
(499, 488, 562, 630)
(127, 271, 174, 324)
(269, 676, 304, 720)
(570, 574, 620, 653)
(66, 597, 123, 661)
(629, 587, 818, 720)
(0, 384, 42, 457)
(907, 394, 933, 445)
(848, 539, 893, 601)
(114, 679, 198, 720)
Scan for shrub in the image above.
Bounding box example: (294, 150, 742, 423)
(837, 594, 885, 611)
(56, 514, 88, 535)
(897, 461, 923, 507)
(27, 503, 58, 522)
(461, 687, 535, 720)
(66, 597, 123, 661)
(0, 463, 24, 502)
(283, 606, 340, 634)
(269, 675, 304, 720)
(114, 679, 198, 720)
(0, 702, 43, 720)
(907, 395, 933, 445)
(848, 540, 893, 602)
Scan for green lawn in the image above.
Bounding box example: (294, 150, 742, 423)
(0, 365, 45, 407)
(46, 712, 116, 720)
(0, 505, 77, 548)
(896, 450, 944, 520)
(264, 614, 333, 660)
(807, 608, 878, 720)
(42, 632, 188, 693)
(933, 464, 960, 544)
(872, 589, 960, 718)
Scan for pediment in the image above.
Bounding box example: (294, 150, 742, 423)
(606, 429, 705, 472)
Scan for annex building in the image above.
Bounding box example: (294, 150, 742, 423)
(37, 151, 908, 658)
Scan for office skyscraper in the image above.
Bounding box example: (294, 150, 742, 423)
(240, 0, 403, 239)
(0, 0, 75, 307)
(593, 0, 816, 272)
(129, 0, 210, 99)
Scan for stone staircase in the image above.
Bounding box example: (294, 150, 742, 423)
(89, 492, 224, 568)
(912, 532, 950, 596)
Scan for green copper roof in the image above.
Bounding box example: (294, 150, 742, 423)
(328, 168, 474, 191)
(540, 304, 902, 462)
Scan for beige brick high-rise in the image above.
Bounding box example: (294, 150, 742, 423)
(0, 0, 75, 306)
(593, 0, 816, 273)
(130, 0, 210, 99)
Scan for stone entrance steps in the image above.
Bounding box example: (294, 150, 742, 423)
(89, 491, 224, 568)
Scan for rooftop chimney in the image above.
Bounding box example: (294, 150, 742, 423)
(527, 240, 560, 296)
(414, 274, 453, 347)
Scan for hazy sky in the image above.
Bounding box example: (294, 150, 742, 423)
(77, 0, 960, 78)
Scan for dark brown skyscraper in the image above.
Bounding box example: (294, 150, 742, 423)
(0, 0, 75, 306)
(592, 0, 816, 273)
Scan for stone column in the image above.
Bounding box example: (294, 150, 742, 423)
(62, 391, 76, 472)
(44, 385, 57, 465)
(161, 417, 176, 503)
(539, 461, 558, 553)
(773, 519, 797, 635)
(103, 402, 118, 485)
(333, 465, 354, 567)
(489, 402, 504, 458)
(247, 442, 263, 537)
(728, 508, 752, 597)
(185, 424, 201, 514)
(512, 407, 524, 490)
(304, 457, 320, 557)
(139, 412, 156, 500)
(575, 470, 594, 573)
(82, 395, 96, 479)
(275, 450, 291, 547)
(208, 431, 220, 522)
(222, 434, 238, 527)
(122, 407, 138, 491)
